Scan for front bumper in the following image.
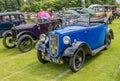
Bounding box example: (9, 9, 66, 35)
(36, 41, 63, 64)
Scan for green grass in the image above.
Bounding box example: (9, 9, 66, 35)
(0, 19, 120, 81)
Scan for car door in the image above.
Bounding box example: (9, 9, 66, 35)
(0, 15, 13, 34)
(0, 15, 13, 36)
(86, 24, 107, 50)
(10, 14, 20, 26)
(31, 21, 50, 38)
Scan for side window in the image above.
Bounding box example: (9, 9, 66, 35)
(99, 7, 104, 12)
(92, 7, 96, 12)
(20, 15, 24, 20)
(1, 15, 10, 22)
(14, 15, 19, 21)
(11, 15, 16, 21)
(92, 7, 98, 12)
(11, 15, 20, 21)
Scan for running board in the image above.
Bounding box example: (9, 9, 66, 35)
(92, 45, 106, 56)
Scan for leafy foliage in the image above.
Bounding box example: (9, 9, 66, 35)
(0, 0, 117, 12)
(20, 0, 116, 12)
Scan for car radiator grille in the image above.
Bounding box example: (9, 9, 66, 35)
(49, 34, 58, 56)
(11, 28, 17, 39)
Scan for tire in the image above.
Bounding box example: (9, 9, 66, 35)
(3, 33, 16, 48)
(108, 17, 112, 24)
(17, 35, 33, 52)
(37, 50, 49, 63)
(69, 47, 85, 72)
(105, 33, 111, 50)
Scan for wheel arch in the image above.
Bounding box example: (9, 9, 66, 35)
(62, 41, 92, 58)
(107, 28, 114, 39)
(81, 43, 93, 55)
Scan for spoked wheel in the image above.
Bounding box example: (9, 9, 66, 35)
(37, 50, 49, 63)
(3, 34, 16, 48)
(105, 33, 111, 50)
(18, 35, 33, 52)
(69, 48, 85, 72)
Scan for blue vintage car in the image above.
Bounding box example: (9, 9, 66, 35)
(36, 14, 114, 72)
(0, 12, 25, 37)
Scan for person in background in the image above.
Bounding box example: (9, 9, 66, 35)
(62, 6, 66, 13)
(47, 8, 54, 18)
(58, 6, 66, 17)
(36, 8, 51, 23)
(46, 8, 52, 18)
(2, 16, 7, 22)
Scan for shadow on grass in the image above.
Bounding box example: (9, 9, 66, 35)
(0, 41, 38, 56)
(23, 51, 104, 80)
(0, 47, 22, 55)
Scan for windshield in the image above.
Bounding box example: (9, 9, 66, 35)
(62, 14, 90, 26)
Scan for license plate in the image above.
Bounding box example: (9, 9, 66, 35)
(45, 56, 59, 64)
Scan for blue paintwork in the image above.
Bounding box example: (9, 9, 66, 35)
(37, 23, 108, 58)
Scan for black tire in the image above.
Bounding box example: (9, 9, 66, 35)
(69, 47, 85, 72)
(17, 35, 33, 52)
(108, 17, 112, 24)
(105, 33, 111, 50)
(3, 33, 16, 48)
(37, 50, 49, 63)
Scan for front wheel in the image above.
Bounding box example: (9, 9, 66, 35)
(3, 33, 16, 48)
(17, 35, 33, 52)
(69, 48, 85, 72)
(37, 50, 49, 64)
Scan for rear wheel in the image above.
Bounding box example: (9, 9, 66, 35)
(37, 50, 49, 63)
(105, 33, 111, 50)
(3, 33, 16, 48)
(69, 48, 85, 72)
(108, 17, 112, 24)
(18, 35, 33, 52)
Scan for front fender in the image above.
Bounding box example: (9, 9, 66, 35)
(2, 30, 12, 37)
(35, 40, 46, 52)
(62, 41, 92, 57)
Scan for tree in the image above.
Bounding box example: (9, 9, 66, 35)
(0, 0, 5, 11)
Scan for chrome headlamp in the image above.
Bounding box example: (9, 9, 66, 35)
(39, 34, 46, 42)
(63, 36, 71, 44)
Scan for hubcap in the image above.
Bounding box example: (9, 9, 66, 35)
(74, 51, 84, 69)
(19, 38, 32, 50)
(6, 36, 14, 46)
(106, 34, 111, 47)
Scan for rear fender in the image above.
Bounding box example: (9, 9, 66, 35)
(107, 28, 114, 39)
(62, 41, 92, 57)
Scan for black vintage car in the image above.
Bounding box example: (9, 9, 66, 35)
(0, 12, 25, 37)
(2, 18, 62, 52)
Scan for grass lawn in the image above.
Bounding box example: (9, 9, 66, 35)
(0, 19, 120, 81)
